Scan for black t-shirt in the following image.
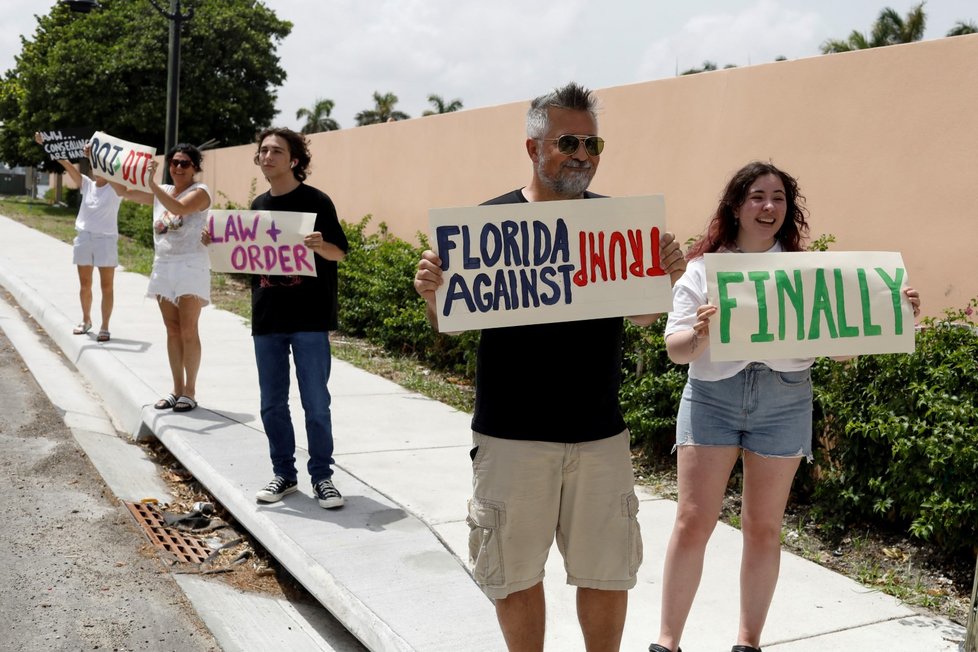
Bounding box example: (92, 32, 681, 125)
(250, 183, 349, 335)
(470, 189, 627, 443)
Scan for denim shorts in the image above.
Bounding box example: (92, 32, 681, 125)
(675, 363, 813, 460)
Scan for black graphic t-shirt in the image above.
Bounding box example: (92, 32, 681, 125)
(470, 189, 627, 443)
(249, 183, 349, 335)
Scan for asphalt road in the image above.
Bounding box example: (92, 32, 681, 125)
(0, 328, 220, 652)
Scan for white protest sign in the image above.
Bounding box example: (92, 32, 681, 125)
(429, 195, 672, 332)
(88, 131, 156, 191)
(704, 251, 914, 361)
(206, 210, 317, 277)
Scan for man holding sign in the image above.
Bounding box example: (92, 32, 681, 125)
(249, 128, 349, 511)
(649, 162, 920, 652)
(414, 83, 685, 652)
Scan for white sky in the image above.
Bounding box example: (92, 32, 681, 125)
(2, 1, 974, 132)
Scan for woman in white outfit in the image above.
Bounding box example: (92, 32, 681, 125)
(649, 161, 920, 652)
(113, 144, 211, 413)
(37, 133, 122, 342)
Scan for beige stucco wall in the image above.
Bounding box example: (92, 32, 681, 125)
(199, 34, 978, 317)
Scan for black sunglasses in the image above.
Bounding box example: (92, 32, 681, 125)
(169, 159, 194, 169)
(545, 134, 605, 157)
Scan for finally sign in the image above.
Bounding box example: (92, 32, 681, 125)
(704, 251, 914, 360)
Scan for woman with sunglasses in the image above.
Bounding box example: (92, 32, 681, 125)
(649, 161, 920, 652)
(112, 144, 212, 413)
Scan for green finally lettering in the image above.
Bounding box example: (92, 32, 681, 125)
(775, 269, 804, 341)
(875, 268, 905, 335)
(834, 269, 859, 338)
(748, 271, 774, 342)
(717, 271, 745, 344)
(808, 268, 839, 340)
(857, 268, 882, 336)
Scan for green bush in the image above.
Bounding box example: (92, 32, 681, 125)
(338, 216, 479, 378)
(117, 201, 154, 249)
(811, 299, 978, 552)
(620, 318, 687, 461)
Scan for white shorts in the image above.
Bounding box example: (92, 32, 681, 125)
(147, 254, 210, 305)
(73, 231, 118, 267)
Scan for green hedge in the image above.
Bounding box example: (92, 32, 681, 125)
(337, 216, 479, 378)
(335, 220, 978, 551)
(810, 300, 978, 553)
(117, 202, 154, 249)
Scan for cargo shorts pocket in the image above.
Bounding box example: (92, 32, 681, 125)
(621, 491, 643, 576)
(467, 498, 505, 587)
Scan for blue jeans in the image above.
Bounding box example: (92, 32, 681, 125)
(254, 331, 335, 484)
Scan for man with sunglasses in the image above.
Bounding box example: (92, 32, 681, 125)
(414, 82, 685, 651)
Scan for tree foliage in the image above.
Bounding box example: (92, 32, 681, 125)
(296, 98, 340, 133)
(946, 20, 978, 37)
(422, 94, 463, 116)
(0, 0, 291, 166)
(821, 2, 927, 53)
(354, 91, 410, 126)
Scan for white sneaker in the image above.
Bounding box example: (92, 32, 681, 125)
(313, 478, 344, 509)
(256, 476, 298, 503)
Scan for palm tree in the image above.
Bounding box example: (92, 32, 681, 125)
(821, 2, 927, 53)
(422, 94, 463, 116)
(295, 98, 340, 134)
(946, 20, 977, 36)
(354, 92, 410, 126)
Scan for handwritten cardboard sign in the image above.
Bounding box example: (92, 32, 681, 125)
(704, 251, 914, 360)
(429, 195, 672, 332)
(38, 128, 91, 161)
(206, 210, 317, 277)
(88, 131, 157, 191)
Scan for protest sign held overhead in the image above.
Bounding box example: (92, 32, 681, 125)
(429, 195, 672, 332)
(206, 210, 317, 277)
(88, 131, 156, 192)
(37, 128, 91, 162)
(704, 251, 915, 361)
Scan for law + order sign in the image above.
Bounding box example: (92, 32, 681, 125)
(429, 195, 673, 332)
(206, 210, 317, 277)
(704, 251, 915, 361)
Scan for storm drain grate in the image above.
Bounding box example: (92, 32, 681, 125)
(124, 501, 212, 564)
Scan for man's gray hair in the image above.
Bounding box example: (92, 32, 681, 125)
(526, 82, 599, 139)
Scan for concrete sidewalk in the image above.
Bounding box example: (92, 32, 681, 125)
(0, 214, 966, 651)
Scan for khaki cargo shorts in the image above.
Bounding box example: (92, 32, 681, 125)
(466, 430, 642, 600)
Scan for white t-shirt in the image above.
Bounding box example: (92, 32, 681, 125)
(665, 243, 814, 381)
(75, 175, 122, 235)
(152, 182, 212, 258)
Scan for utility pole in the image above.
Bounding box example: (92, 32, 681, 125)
(147, 0, 194, 183)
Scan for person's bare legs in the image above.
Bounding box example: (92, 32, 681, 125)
(176, 296, 203, 399)
(655, 445, 740, 651)
(158, 298, 186, 397)
(736, 451, 801, 648)
(578, 587, 627, 652)
(76, 265, 94, 326)
(96, 266, 115, 332)
(496, 582, 545, 652)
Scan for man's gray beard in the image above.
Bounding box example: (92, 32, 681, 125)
(537, 159, 594, 198)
